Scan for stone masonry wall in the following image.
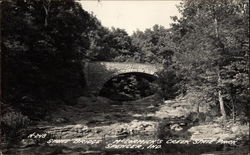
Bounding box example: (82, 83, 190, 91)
(83, 62, 163, 94)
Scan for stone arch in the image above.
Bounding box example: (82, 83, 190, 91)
(100, 71, 158, 90)
(83, 61, 163, 94)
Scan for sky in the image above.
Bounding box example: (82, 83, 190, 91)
(80, 1, 182, 35)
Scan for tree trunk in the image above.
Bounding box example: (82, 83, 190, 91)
(43, 0, 51, 27)
(214, 15, 227, 120)
(43, 5, 48, 27)
(231, 94, 235, 124)
(218, 89, 226, 119)
(218, 72, 227, 119)
(214, 18, 219, 38)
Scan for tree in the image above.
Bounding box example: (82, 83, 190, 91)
(170, 0, 249, 119)
(1, 0, 97, 119)
(131, 25, 175, 64)
(111, 28, 135, 62)
(87, 26, 135, 62)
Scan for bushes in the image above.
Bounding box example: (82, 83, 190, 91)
(156, 67, 184, 100)
(1, 111, 30, 144)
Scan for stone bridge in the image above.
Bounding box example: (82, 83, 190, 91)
(83, 61, 163, 94)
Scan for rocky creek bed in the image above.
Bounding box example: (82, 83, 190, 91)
(2, 96, 249, 155)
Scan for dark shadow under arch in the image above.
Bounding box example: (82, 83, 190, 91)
(99, 72, 158, 101)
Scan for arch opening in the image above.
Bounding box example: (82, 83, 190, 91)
(99, 72, 158, 101)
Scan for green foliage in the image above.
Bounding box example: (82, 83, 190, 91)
(87, 26, 135, 61)
(170, 0, 249, 118)
(1, 0, 97, 119)
(157, 67, 183, 100)
(131, 25, 176, 64)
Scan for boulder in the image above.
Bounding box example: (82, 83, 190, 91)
(96, 96, 113, 104)
(77, 96, 92, 105)
(231, 125, 249, 135)
(231, 126, 240, 133)
(212, 127, 224, 134)
(164, 100, 177, 104)
(21, 139, 36, 147)
(170, 124, 183, 132)
(54, 117, 69, 124)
